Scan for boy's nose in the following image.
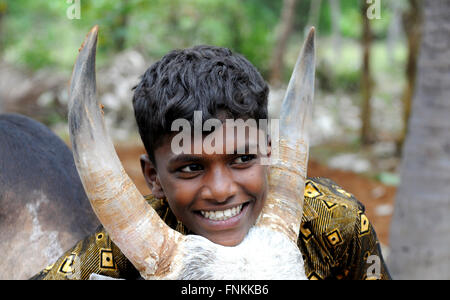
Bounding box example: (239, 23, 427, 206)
(200, 166, 238, 204)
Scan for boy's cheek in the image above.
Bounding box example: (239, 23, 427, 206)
(244, 164, 269, 195)
(164, 181, 196, 210)
(161, 164, 268, 216)
(164, 179, 207, 221)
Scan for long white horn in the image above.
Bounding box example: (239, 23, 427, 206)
(256, 27, 316, 243)
(68, 26, 184, 278)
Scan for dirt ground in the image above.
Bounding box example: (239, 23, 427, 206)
(116, 144, 395, 246)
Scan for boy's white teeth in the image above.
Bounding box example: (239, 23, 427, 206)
(200, 204, 244, 221)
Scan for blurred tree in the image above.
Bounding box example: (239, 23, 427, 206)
(396, 0, 423, 155)
(269, 0, 298, 87)
(328, 0, 341, 59)
(81, 0, 134, 53)
(386, 0, 402, 66)
(0, 0, 3, 114)
(360, 0, 374, 145)
(110, 0, 130, 51)
(0, 0, 284, 75)
(306, 0, 322, 30)
(238, 0, 281, 76)
(121, 0, 280, 76)
(389, 0, 450, 279)
(2, 0, 70, 70)
(0, 0, 6, 56)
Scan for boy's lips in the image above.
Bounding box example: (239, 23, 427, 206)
(193, 201, 251, 231)
(200, 203, 244, 221)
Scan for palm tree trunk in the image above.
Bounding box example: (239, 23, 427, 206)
(389, 0, 450, 279)
(396, 0, 423, 155)
(360, 0, 374, 145)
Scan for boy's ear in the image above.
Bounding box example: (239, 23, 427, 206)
(140, 154, 165, 199)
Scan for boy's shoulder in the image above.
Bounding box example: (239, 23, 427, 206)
(304, 176, 365, 216)
(300, 177, 374, 279)
(302, 176, 367, 239)
(300, 177, 391, 280)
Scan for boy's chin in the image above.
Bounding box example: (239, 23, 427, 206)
(203, 228, 250, 247)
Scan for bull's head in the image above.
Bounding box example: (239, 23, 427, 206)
(68, 25, 315, 279)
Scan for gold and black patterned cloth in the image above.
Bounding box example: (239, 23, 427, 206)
(30, 177, 391, 280)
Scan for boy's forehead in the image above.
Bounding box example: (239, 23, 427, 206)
(157, 121, 267, 158)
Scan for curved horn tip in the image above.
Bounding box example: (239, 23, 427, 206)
(91, 25, 99, 34)
(88, 25, 99, 41)
(86, 25, 99, 40)
(305, 27, 315, 51)
(78, 25, 99, 53)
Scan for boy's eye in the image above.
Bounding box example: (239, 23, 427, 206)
(232, 154, 257, 164)
(179, 164, 203, 173)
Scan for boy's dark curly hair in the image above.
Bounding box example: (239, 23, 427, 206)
(132, 45, 269, 163)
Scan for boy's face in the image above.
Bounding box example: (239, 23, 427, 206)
(141, 123, 270, 246)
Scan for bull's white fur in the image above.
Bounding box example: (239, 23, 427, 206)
(89, 226, 307, 280)
(165, 226, 307, 280)
(26, 192, 64, 264)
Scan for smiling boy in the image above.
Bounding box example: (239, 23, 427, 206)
(32, 45, 391, 280)
(145, 123, 268, 247)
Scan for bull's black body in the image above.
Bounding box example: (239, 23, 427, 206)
(0, 113, 99, 279)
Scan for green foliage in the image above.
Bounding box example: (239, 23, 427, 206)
(317, 61, 361, 93)
(0, 0, 277, 73)
(0, 0, 400, 79)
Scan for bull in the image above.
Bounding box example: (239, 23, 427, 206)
(69, 25, 316, 279)
(0, 113, 99, 279)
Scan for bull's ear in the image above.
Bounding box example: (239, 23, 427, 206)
(140, 154, 165, 199)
